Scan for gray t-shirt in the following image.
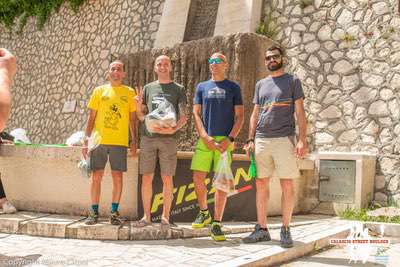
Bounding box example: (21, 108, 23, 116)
(253, 73, 305, 138)
(140, 81, 187, 138)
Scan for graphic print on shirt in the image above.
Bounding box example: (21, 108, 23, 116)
(207, 87, 226, 99)
(104, 104, 122, 130)
(262, 98, 293, 112)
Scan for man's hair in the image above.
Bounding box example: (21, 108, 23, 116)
(110, 60, 125, 71)
(210, 52, 227, 62)
(266, 45, 285, 56)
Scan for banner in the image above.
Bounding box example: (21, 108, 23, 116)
(138, 158, 257, 222)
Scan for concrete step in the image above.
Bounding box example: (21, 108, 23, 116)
(0, 212, 334, 241)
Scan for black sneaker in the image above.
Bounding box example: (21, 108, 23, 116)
(192, 211, 212, 228)
(242, 224, 271, 243)
(280, 226, 293, 248)
(110, 211, 123, 226)
(84, 211, 98, 225)
(210, 221, 226, 241)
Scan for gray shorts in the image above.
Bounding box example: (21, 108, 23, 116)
(90, 145, 128, 172)
(139, 136, 177, 176)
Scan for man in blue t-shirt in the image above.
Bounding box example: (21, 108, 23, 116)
(190, 52, 244, 241)
(242, 45, 308, 248)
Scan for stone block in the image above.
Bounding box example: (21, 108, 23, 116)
(26, 215, 84, 238)
(0, 212, 49, 234)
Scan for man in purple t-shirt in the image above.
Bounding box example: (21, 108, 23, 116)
(243, 45, 307, 248)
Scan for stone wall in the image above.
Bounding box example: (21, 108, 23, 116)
(0, 0, 164, 144)
(263, 0, 400, 203)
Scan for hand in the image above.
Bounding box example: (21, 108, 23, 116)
(201, 135, 219, 151)
(295, 139, 308, 159)
(243, 141, 255, 159)
(81, 146, 88, 159)
(130, 143, 137, 157)
(152, 126, 176, 135)
(218, 138, 231, 153)
(0, 48, 16, 79)
(134, 85, 143, 106)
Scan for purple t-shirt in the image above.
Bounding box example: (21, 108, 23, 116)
(253, 73, 304, 138)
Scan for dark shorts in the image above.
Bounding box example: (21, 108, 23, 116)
(90, 145, 128, 172)
(139, 136, 177, 176)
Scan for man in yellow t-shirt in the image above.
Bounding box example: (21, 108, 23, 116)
(82, 60, 137, 225)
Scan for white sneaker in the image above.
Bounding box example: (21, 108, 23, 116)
(1, 201, 17, 213)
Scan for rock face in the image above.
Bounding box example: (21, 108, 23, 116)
(121, 33, 273, 150)
(263, 0, 400, 202)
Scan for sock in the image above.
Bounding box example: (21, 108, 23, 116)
(261, 227, 268, 231)
(91, 204, 99, 214)
(213, 220, 221, 224)
(111, 202, 119, 213)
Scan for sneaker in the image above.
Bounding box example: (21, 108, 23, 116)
(84, 211, 98, 225)
(242, 224, 271, 243)
(109, 211, 123, 226)
(1, 201, 17, 214)
(192, 210, 212, 228)
(210, 222, 226, 241)
(280, 226, 294, 248)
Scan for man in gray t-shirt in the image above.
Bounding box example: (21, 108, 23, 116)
(243, 46, 307, 248)
(136, 55, 188, 227)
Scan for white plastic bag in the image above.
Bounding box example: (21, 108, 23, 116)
(10, 128, 31, 144)
(212, 152, 235, 193)
(78, 131, 101, 179)
(66, 131, 85, 146)
(145, 99, 176, 133)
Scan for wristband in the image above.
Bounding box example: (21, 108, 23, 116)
(246, 139, 254, 144)
(228, 136, 235, 142)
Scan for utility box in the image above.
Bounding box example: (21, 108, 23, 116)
(314, 152, 376, 213)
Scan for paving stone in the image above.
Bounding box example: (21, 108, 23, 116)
(0, 212, 49, 234)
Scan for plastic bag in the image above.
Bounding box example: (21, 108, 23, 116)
(212, 152, 235, 193)
(145, 99, 176, 133)
(66, 131, 85, 146)
(10, 128, 31, 144)
(77, 131, 101, 179)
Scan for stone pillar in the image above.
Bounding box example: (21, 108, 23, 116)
(213, 0, 263, 36)
(154, 0, 192, 48)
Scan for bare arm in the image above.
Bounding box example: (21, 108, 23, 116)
(229, 105, 244, 138)
(294, 98, 307, 157)
(175, 101, 188, 130)
(82, 109, 97, 158)
(243, 105, 260, 157)
(193, 104, 218, 150)
(129, 112, 137, 157)
(0, 49, 16, 132)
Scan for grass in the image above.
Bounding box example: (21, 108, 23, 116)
(339, 207, 400, 224)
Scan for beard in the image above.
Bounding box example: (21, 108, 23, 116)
(267, 61, 283, 71)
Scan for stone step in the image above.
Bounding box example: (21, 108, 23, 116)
(0, 212, 335, 241)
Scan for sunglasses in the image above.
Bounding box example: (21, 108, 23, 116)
(208, 58, 224, 64)
(265, 54, 281, 61)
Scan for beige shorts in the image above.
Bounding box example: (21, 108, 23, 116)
(254, 137, 300, 179)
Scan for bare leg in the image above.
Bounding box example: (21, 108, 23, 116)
(280, 179, 295, 227)
(256, 178, 270, 228)
(193, 171, 208, 210)
(141, 173, 154, 222)
(214, 189, 227, 221)
(90, 170, 104, 205)
(111, 171, 123, 204)
(161, 174, 174, 221)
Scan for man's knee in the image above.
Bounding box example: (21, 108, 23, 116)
(193, 171, 207, 184)
(141, 174, 154, 185)
(280, 179, 294, 193)
(256, 178, 270, 189)
(161, 175, 173, 187)
(92, 171, 104, 183)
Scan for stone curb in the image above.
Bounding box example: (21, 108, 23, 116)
(0, 212, 335, 241)
(210, 221, 352, 267)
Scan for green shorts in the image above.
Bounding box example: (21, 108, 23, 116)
(190, 136, 233, 173)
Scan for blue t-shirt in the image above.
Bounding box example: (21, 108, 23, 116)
(253, 73, 305, 138)
(194, 79, 243, 136)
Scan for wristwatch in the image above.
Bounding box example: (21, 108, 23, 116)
(228, 136, 235, 142)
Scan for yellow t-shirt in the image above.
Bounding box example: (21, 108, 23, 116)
(88, 84, 136, 146)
